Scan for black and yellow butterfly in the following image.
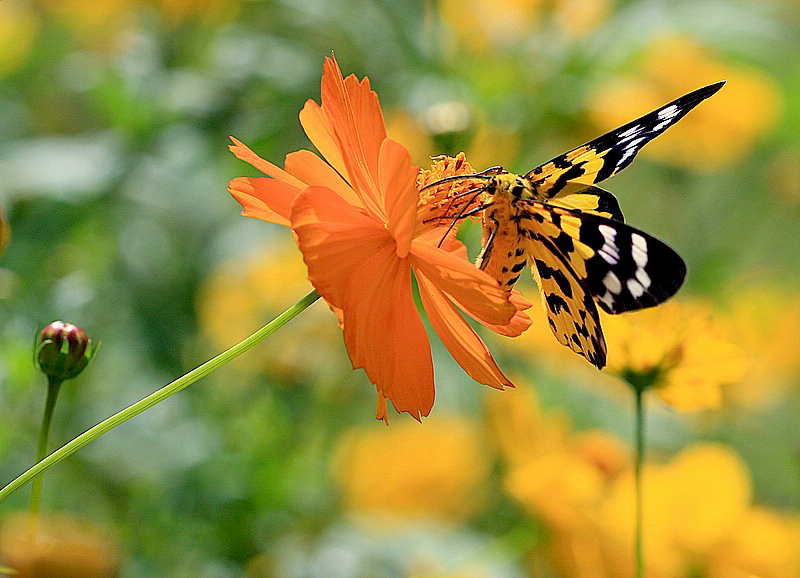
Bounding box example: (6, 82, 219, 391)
(425, 82, 725, 369)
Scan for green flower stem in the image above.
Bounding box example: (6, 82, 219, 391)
(28, 376, 63, 517)
(0, 289, 320, 506)
(634, 386, 645, 578)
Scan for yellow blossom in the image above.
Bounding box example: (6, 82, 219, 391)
(720, 284, 800, 408)
(599, 444, 763, 578)
(487, 383, 629, 576)
(492, 387, 800, 578)
(385, 107, 520, 173)
(438, 0, 610, 53)
(150, 0, 239, 26)
(706, 507, 800, 578)
(40, 0, 135, 45)
(439, 0, 544, 53)
(0, 2, 39, 77)
(0, 513, 119, 578)
(603, 299, 749, 411)
(587, 36, 782, 170)
(331, 417, 490, 523)
(487, 384, 628, 531)
(197, 241, 345, 381)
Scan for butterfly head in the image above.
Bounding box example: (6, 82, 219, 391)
(486, 173, 537, 201)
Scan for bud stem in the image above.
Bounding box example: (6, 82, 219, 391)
(28, 376, 64, 519)
(0, 289, 321, 505)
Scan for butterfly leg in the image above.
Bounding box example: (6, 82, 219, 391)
(477, 216, 500, 270)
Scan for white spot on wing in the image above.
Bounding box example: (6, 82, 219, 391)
(627, 278, 645, 298)
(636, 268, 651, 289)
(598, 224, 620, 265)
(618, 125, 642, 139)
(658, 104, 679, 120)
(631, 233, 648, 267)
(603, 271, 622, 294)
(598, 224, 616, 243)
(599, 291, 615, 310)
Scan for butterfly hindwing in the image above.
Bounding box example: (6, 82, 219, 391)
(518, 200, 686, 315)
(545, 183, 624, 222)
(525, 234, 607, 369)
(523, 82, 725, 198)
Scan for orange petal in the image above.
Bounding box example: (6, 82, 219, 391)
(475, 289, 533, 338)
(292, 186, 434, 420)
(228, 137, 307, 189)
(410, 240, 516, 326)
(417, 269, 513, 390)
(340, 241, 434, 421)
(298, 99, 349, 180)
(284, 149, 361, 207)
(228, 177, 300, 226)
(416, 228, 473, 261)
(378, 138, 418, 258)
(319, 56, 386, 219)
(291, 186, 388, 308)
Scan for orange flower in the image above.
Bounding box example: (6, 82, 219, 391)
(228, 56, 527, 421)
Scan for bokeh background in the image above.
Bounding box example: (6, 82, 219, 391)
(2, 0, 800, 576)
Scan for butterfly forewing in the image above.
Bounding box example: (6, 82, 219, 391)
(524, 81, 725, 198)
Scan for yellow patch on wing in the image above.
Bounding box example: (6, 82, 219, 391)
(525, 235, 607, 368)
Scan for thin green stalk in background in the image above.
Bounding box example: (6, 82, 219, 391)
(0, 290, 321, 506)
(634, 386, 645, 578)
(28, 376, 63, 518)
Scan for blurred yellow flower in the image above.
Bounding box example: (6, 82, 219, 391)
(490, 386, 800, 577)
(706, 507, 800, 578)
(492, 294, 748, 412)
(487, 384, 628, 529)
(603, 299, 749, 411)
(197, 241, 345, 381)
(40, 0, 135, 44)
(598, 443, 800, 578)
(385, 107, 520, 173)
(487, 384, 628, 576)
(587, 36, 782, 170)
(0, 513, 119, 578)
(332, 417, 490, 523)
(438, 0, 610, 53)
(721, 284, 800, 408)
(0, 2, 39, 77)
(149, 0, 239, 26)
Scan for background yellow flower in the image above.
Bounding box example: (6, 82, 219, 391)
(0, 3, 39, 78)
(603, 299, 749, 411)
(332, 417, 491, 523)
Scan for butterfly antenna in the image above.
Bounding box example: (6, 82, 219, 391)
(419, 173, 492, 192)
(436, 187, 489, 248)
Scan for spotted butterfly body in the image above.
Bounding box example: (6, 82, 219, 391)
(469, 82, 724, 368)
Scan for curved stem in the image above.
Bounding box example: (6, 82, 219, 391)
(28, 377, 63, 517)
(0, 290, 321, 506)
(634, 387, 645, 578)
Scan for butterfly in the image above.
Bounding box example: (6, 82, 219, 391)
(423, 81, 725, 369)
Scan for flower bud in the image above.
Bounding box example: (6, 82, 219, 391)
(35, 321, 97, 382)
